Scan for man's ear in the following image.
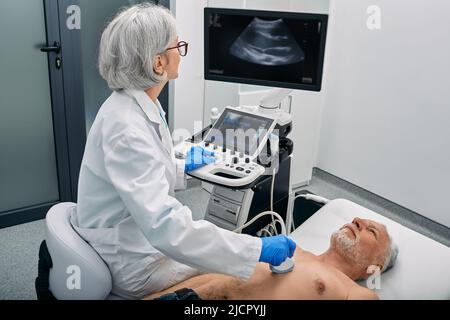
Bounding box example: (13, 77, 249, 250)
(366, 264, 382, 275)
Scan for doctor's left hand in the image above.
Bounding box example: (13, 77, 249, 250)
(185, 146, 216, 173)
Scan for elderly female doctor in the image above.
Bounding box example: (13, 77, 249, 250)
(72, 3, 296, 299)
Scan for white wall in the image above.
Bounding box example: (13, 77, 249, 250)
(172, 0, 450, 226)
(170, 0, 207, 141)
(171, 0, 246, 137)
(316, 0, 450, 227)
(202, 0, 245, 126)
(238, 89, 324, 186)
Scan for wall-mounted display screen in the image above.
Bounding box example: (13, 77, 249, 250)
(205, 8, 328, 91)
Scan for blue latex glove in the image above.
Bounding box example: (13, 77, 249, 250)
(185, 146, 216, 173)
(259, 235, 296, 266)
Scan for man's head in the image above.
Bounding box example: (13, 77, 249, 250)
(330, 218, 399, 280)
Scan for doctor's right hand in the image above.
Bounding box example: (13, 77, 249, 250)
(185, 146, 216, 173)
(259, 235, 296, 266)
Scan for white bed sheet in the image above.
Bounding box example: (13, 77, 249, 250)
(289, 199, 450, 300)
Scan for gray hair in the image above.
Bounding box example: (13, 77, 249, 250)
(98, 2, 177, 90)
(382, 226, 399, 272)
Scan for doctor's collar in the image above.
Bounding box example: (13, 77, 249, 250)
(124, 89, 164, 125)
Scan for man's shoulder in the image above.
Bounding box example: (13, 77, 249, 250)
(297, 255, 379, 300)
(348, 284, 380, 300)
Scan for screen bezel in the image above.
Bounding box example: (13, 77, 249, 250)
(204, 7, 328, 92)
(204, 107, 276, 157)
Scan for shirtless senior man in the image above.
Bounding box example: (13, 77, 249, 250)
(146, 217, 399, 300)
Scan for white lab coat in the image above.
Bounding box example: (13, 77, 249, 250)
(72, 89, 261, 299)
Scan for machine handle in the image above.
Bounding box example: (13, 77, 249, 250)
(40, 41, 61, 54)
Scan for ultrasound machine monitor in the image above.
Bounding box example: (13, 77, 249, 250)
(204, 8, 328, 91)
(204, 108, 276, 158)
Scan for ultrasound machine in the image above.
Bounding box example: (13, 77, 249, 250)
(175, 7, 328, 236)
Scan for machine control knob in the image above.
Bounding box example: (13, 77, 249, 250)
(245, 158, 250, 164)
(233, 157, 239, 164)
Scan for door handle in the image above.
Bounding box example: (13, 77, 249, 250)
(40, 41, 61, 54)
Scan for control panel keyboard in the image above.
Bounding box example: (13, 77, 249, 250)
(174, 141, 266, 188)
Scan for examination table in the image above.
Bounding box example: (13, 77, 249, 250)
(290, 199, 450, 300)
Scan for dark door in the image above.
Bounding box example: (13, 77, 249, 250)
(0, 0, 172, 228)
(0, 0, 73, 228)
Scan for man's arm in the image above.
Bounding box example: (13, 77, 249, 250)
(144, 273, 232, 300)
(347, 286, 380, 300)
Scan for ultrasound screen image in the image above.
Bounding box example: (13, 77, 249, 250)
(229, 17, 305, 66)
(205, 9, 327, 91)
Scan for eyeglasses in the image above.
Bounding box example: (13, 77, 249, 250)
(166, 41, 189, 57)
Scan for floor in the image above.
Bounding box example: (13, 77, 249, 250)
(0, 168, 448, 300)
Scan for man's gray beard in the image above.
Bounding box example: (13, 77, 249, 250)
(331, 230, 366, 269)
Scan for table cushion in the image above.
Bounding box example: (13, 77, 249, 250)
(289, 199, 450, 299)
